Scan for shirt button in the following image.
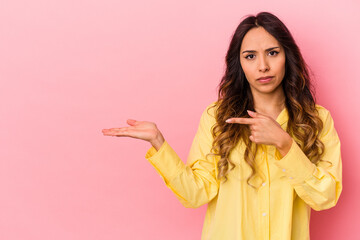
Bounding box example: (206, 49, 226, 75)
(289, 177, 293, 179)
(262, 212, 267, 216)
(262, 182, 266, 186)
(282, 169, 286, 172)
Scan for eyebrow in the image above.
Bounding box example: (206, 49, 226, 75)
(242, 46, 280, 54)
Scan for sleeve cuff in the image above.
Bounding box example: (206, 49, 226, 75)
(273, 138, 316, 185)
(145, 141, 185, 182)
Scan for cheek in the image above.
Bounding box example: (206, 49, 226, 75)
(274, 58, 286, 76)
(280, 61, 286, 76)
(240, 62, 254, 79)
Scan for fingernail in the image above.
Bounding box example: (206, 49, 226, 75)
(225, 119, 231, 123)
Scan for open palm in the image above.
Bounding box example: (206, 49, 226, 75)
(102, 119, 165, 150)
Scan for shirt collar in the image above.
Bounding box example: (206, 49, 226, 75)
(276, 107, 288, 126)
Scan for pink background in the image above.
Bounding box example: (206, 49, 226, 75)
(1, 0, 359, 239)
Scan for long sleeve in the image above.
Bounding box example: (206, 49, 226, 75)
(145, 104, 220, 208)
(273, 109, 343, 211)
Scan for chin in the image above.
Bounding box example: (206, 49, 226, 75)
(254, 86, 281, 94)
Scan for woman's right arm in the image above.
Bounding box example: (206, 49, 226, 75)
(102, 104, 220, 208)
(144, 105, 220, 208)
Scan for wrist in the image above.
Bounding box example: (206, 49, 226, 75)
(276, 132, 293, 157)
(150, 132, 165, 151)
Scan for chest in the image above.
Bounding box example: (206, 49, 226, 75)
(223, 141, 288, 188)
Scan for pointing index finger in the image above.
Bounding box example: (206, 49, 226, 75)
(225, 117, 256, 125)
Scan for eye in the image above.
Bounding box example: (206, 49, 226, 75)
(245, 54, 255, 60)
(269, 50, 279, 56)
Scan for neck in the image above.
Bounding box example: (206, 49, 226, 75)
(251, 87, 286, 115)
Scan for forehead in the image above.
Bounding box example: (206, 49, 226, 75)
(240, 27, 280, 51)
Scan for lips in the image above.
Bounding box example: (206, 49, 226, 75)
(257, 76, 273, 84)
(257, 76, 274, 80)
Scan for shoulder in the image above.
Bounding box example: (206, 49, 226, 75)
(204, 101, 218, 117)
(199, 101, 218, 128)
(315, 104, 334, 124)
(315, 104, 338, 139)
(315, 104, 331, 118)
(202, 101, 219, 121)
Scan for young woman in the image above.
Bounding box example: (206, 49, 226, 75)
(102, 12, 342, 240)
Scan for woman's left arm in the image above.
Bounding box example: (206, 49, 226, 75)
(273, 110, 342, 211)
(226, 108, 343, 211)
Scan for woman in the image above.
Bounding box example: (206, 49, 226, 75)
(102, 12, 342, 240)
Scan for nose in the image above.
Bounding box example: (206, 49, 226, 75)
(258, 54, 269, 72)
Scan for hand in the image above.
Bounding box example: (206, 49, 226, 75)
(102, 119, 165, 151)
(225, 110, 292, 156)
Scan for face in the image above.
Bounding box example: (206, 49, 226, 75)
(239, 27, 286, 95)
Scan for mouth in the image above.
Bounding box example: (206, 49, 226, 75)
(257, 76, 273, 83)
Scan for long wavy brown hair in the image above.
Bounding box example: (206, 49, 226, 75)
(206, 12, 327, 188)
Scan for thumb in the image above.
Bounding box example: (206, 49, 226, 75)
(127, 119, 138, 126)
(247, 110, 259, 118)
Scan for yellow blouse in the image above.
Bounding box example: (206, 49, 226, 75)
(145, 102, 342, 240)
